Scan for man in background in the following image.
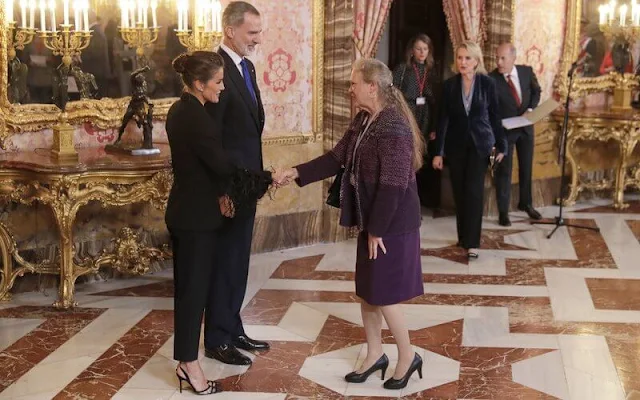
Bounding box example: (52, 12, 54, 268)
(490, 43, 543, 226)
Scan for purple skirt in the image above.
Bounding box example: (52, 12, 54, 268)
(355, 228, 423, 306)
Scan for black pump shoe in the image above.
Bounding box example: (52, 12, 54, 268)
(344, 354, 389, 383)
(383, 353, 423, 390)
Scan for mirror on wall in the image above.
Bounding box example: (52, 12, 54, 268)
(6, 0, 186, 105)
(577, 0, 639, 78)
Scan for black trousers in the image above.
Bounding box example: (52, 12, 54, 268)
(204, 207, 257, 348)
(171, 229, 218, 362)
(494, 130, 534, 213)
(417, 139, 442, 209)
(448, 142, 489, 249)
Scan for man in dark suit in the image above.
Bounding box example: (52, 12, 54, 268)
(490, 43, 543, 226)
(204, 1, 268, 366)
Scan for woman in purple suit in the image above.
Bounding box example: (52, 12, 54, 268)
(277, 58, 425, 390)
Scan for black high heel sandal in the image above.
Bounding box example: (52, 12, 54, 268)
(344, 354, 389, 383)
(383, 353, 423, 390)
(176, 365, 222, 395)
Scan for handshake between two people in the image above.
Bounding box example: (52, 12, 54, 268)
(271, 167, 299, 188)
(215, 167, 299, 218)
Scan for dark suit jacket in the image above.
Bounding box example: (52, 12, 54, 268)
(205, 48, 265, 172)
(165, 92, 233, 231)
(489, 65, 541, 136)
(436, 73, 507, 158)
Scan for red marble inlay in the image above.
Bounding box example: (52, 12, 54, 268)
(586, 278, 640, 311)
(458, 347, 558, 399)
(0, 306, 105, 394)
(628, 220, 640, 243)
(90, 280, 174, 297)
(421, 229, 533, 266)
(270, 254, 355, 281)
(425, 218, 616, 286)
(52, 310, 173, 399)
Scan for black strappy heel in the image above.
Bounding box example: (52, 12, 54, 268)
(176, 365, 222, 395)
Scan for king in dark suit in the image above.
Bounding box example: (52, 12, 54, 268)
(203, 1, 269, 366)
(489, 43, 543, 226)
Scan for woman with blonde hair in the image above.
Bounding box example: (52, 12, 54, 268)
(277, 58, 426, 390)
(432, 40, 507, 259)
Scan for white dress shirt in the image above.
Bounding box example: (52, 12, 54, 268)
(504, 65, 522, 102)
(220, 43, 244, 77)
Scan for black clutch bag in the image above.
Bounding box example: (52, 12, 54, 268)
(326, 167, 344, 208)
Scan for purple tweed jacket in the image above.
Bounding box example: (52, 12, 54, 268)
(296, 106, 421, 237)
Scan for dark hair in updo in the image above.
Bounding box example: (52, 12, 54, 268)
(172, 51, 224, 90)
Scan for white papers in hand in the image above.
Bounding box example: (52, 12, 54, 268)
(501, 98, 560, 130)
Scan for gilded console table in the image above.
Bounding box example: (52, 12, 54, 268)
(0, 145, 173, 308)
(556, 108, 640, 208)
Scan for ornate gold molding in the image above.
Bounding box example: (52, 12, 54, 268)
(553, 0, 640, 98)
(0, 0, 325, 149)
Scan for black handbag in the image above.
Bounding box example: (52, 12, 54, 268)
(326, 167, 344, 208)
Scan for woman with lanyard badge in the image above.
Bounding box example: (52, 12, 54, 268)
(393, 34, 441, 213)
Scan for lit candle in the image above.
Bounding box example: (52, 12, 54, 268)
(74, 0, 80, 30)
(609, 0, 617, 23)
(137, 0, 142, 24)
(216, 0, 221, 32)
(7, 0, 14, 23)
(151, 0, 157, 28)
(143, 0, 148, 28)
(39, 0, 46, 31)
(83, 0, 88, 31)
(129, 0, 135, 28)
(49, 0, 56, 32)
(599, 5, 606, 25)
(63, 0, 68, 24)
(20, 0, 27, 28)
(211, 0, 216, 32)
(183, 1, 189, 31)
(29, 0, 36, 29)
(177, 1, 182, 31)
(620, 4, 627, 26)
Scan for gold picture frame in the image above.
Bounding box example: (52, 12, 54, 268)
(0, 0, 324, 148)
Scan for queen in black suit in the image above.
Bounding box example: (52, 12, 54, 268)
(166, 51, 270, 395)
(433, 41, 507, 259)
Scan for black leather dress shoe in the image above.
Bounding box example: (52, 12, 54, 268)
(205, 344, 252, 366)
(498, 212, 512, 227)
(233, 335, 270, 351)
(519, 205, 542, 220)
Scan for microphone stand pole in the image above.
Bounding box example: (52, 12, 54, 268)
(531, 62, 600, 239)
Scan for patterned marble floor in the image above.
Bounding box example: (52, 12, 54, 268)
(2, 198, 640, 399)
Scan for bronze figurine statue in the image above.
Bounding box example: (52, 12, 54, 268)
(113, 65, 157, 153)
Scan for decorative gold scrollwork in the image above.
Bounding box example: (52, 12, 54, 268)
(78, 227, 172, 276)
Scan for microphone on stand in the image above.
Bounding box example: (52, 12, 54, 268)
(569, 54, 591, 76)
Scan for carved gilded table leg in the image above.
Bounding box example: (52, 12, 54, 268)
(563, 129, 581, 206)
(50, 200, 80, 309)
(614, 138, 639, 209)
